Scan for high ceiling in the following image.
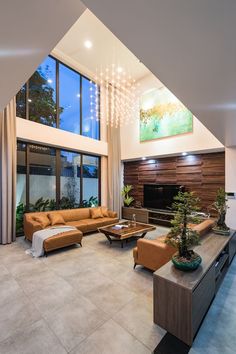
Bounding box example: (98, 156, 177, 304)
(0, 0, 85, 111)
(55, 9, 149, 81)
(83, 0, 236, 146)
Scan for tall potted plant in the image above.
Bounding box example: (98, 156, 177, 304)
(121, 185, 134, 207)
(165, 191, 202, 271)
(211, 188, 230, 235)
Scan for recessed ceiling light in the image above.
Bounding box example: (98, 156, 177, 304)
(117, 67, 123, 73)
(84, 40, 93, 49)
(142, 157, 146, 160)
(182, 152, 188, 156)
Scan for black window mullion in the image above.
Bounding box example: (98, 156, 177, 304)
(80, 154, 83, 205)
(56, 61, 59, 128)
(26, 144, 30, 210)
(80, 75, 82, 135)
(56, 149, 60, 209)
(26, 81, 29, 120)
(98, 86, 101, 140)
(98, 156, 101, 206)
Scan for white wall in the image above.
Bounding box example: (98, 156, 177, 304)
(120, 74, 224, 161)
(226, 147, 236, 229)
(17, 118, 108, 157)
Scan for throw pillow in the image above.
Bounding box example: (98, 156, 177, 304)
(32, 214, 51, 229)
(90, 207, 103, 219)
(48, 213, 66, 226)
(101, 206, 109, 217)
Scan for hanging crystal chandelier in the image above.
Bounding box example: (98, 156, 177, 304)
(94, 64, 140, 128)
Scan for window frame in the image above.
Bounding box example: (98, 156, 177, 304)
(17, 55, 101, 140)
(17, 140, 101, 212)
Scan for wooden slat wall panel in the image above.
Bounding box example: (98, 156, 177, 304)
(124, 152, 225, 213)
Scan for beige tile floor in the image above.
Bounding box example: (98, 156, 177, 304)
(0, 229, 236, 354)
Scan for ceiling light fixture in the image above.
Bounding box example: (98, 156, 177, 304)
(182, 152, 188, 156)
(96, 64, 140, 128)
(84, 40, 93, 49)
(142, 157, 146, 160)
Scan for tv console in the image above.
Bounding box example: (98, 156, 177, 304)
(122, 206, 174, 226)
(153, 230, 236, 346)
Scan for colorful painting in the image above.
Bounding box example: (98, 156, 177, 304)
(140, 87, 193, 142)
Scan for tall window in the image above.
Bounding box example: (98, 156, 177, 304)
(82, 155, 99, 206)
(82, 77, 100, 140)
(16, 142, 26, 206)
(29, 144, 56, 206)
(16, 141, 101, 234)
(29, 56, 57, 126)
(16, 55, 100, 140)
(60, 150, 81, 208)
(59, 64, 80, 134)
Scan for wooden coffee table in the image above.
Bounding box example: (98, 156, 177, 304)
(98, 221, 156, 248)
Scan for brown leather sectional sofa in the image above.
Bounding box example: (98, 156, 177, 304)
(24, 207, 118, 254)
(133, 219, 215, 271)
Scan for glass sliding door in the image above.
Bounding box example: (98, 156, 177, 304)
(16, 142, 27, 206)
(16, 140, 101, 234)
(16, 142, 27, 235)
(29, 144, 56, 209)
(60, 150, 81, 209)
(82, 155, 99, 206)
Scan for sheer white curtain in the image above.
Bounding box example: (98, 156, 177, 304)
(107, 125, 122, 218)
(0, 98, 16, 244)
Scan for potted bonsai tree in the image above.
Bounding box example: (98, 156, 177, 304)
(211, 188, 230, 235)
(121, 184, 134, 207)
(165, 191, 202, 271)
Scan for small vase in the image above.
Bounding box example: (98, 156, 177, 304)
(172, 252, 202, 271)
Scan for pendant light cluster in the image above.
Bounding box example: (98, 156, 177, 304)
(94, 64, 140, 128)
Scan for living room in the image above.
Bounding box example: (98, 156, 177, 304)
(1, 1, 236, 354)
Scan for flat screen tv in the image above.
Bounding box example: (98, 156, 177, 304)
(143, 184, 184, 211)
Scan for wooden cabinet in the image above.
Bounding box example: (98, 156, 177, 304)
(122, 207, 148, 223)
(153, 230, 236, 346)
(122, 207, 174, 226)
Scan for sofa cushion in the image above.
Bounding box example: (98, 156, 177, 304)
(101, 206, 109, 217)
(66, 220, 89, 233)
(59, 208, 91, 222)
(48, 213, 65, 226)
(90, 207, 103, 219)
(32, 214, 50, 229)
(80, 217, 118, 232)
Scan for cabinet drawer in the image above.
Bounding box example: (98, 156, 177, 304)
(192, 264, 215, 337)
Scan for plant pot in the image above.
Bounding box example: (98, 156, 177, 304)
(212, 227, 230, 236)
(172, 252, 202, 271)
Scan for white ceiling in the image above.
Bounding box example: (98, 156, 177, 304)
(0, 0, 85, 111)
(55, 9, 149, 81)
(83, 0, 236, 146)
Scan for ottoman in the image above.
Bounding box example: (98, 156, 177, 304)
(43, 229, 83, 255)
